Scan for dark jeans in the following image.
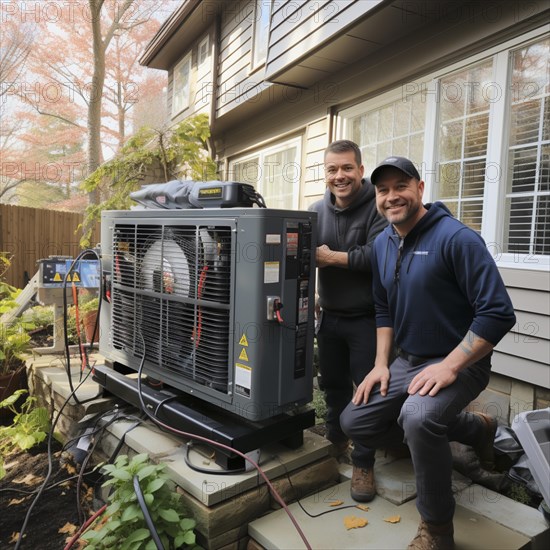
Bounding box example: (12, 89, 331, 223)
(340, 355, 491, 524)
(316, 312, 376, 462)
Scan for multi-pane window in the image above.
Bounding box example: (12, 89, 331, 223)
(172, 53, 192, 116)
(230, 138, 301, 209)
(347, 90, 426, 173)
(436, 61, 493, 231)
(504, 37, 550, 255)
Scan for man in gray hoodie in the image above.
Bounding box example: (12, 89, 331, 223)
(310, 140, 387, 501)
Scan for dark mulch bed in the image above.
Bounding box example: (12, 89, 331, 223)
(0, 442, 94, 550)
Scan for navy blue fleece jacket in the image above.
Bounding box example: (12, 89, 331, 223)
(372, 202, 516, 356)
(310, 179, 387, 316)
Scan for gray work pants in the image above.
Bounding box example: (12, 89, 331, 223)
(340, 355, 491, 524)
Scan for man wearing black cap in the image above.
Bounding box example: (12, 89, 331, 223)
(340, 156, 516, 549)
(310, 140, 387, 502)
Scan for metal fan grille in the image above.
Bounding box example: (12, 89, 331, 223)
(111, 223, 232, 393)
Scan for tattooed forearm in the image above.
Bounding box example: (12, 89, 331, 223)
(458, 330, 478, 356)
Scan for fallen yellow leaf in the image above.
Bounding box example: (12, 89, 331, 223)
(58, 522, 78, 535)
(8, 497, 26, 506)
(344, 516, 368, 530)
(384, 515, 401, 523)
(64, 463, 77, 475)
(9, 533, 21, 544)
(355, 504, 370, 512)
(329, 500, 344, 507)
(13, 473, 43, 486)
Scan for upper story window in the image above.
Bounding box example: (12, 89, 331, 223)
(229, 137, 301, 209)
(252, 0, 271, 69)
(197, 35, 210, 76)
(172, 52, 192, 116)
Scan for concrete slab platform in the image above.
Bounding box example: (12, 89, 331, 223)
(248, 480, 532, 550)
(103, 419, 333, 506)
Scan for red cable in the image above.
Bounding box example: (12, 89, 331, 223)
(63, 503, 107, 550)
(276, 309, 284, 324)
(139, 411, 312, 550)
(71, 283, 88, 370)
(193, 265, 209, 346)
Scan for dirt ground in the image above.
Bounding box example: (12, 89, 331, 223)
(0, 443, 94, 550)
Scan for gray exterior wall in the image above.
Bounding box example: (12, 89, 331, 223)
(144, 0, 550, 400)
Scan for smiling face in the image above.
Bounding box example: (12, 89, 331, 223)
(324, 150, 364, 208)
(374, 167, 427, 236)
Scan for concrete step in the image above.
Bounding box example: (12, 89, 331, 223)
(249, 457, 550, 550)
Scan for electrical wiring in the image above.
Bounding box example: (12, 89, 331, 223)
(13, 369, 96, 550)
(183, 442, 246, 475)
(63, 503, 107, 550)
(133, 475, 164, 550)
(278, 459, 360, 518)
(133, 332, 313, 550)
(61, 248, 104, 405)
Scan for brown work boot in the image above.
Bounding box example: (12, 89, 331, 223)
(350, 466, 376, 502)
(408, 519, 454, 549)
(472, 412, 497, 471)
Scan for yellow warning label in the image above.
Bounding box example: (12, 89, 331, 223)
(53, 273, 62, 282)
(238, 348, 249, 361)
(239, 334, 248, 347)
(72, 272, 80, 282)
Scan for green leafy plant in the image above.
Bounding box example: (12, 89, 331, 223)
(0, 390, 50, 479)
(78, 114, 218, 247)
(0, 323, 31, 376)
(81, 453, 199, 550)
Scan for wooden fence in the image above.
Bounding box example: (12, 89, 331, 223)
(0, 204, 100, 288)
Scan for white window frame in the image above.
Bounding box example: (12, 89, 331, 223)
(172, 52, 192, 117)
(251, 0, 271, 71)
(338, 26, 550, 271)
(197, 35, 210, 77)
(228, 137, 302, 210)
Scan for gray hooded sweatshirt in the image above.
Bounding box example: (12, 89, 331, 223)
(310, 178, 387, 317)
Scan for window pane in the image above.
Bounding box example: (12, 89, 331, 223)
(252, 0, 271, 67)
(464, 114, 489, 158)
(233, 157, 260, 184)
(436, 59, 492, 231)
(534, 194, 550, 255)
(504, 37, 550, 255)
(344, 90, 426, 171)
(440, 121, 463, 161)
(230, 140, 300, 210)
(506, 196, 534, 253)
(510, 101, 541, 145)
(437, 162, 461, 200)
(508, 147, 537, 194)
(462, 160, 485, 197)
(263, 146, 297, 209)
(462, 200, 483, 232)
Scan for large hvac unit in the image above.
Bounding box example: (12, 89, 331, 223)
(99, 208, 316, 423)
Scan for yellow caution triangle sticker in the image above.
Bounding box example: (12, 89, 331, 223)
(72, 272, 80, 282)
(53, 273, 62, 282)
(238, 348, 249, 361)
(239, 334, 249, 347)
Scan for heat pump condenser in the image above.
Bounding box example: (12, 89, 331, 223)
(99, 208, 317, 422)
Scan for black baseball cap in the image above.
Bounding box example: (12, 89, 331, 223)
(371, 156, 421, 185)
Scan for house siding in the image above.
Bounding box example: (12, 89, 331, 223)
(266, 0, 381, 80)
(216, 0, 271, 118)
(492, 269, 550, 388)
